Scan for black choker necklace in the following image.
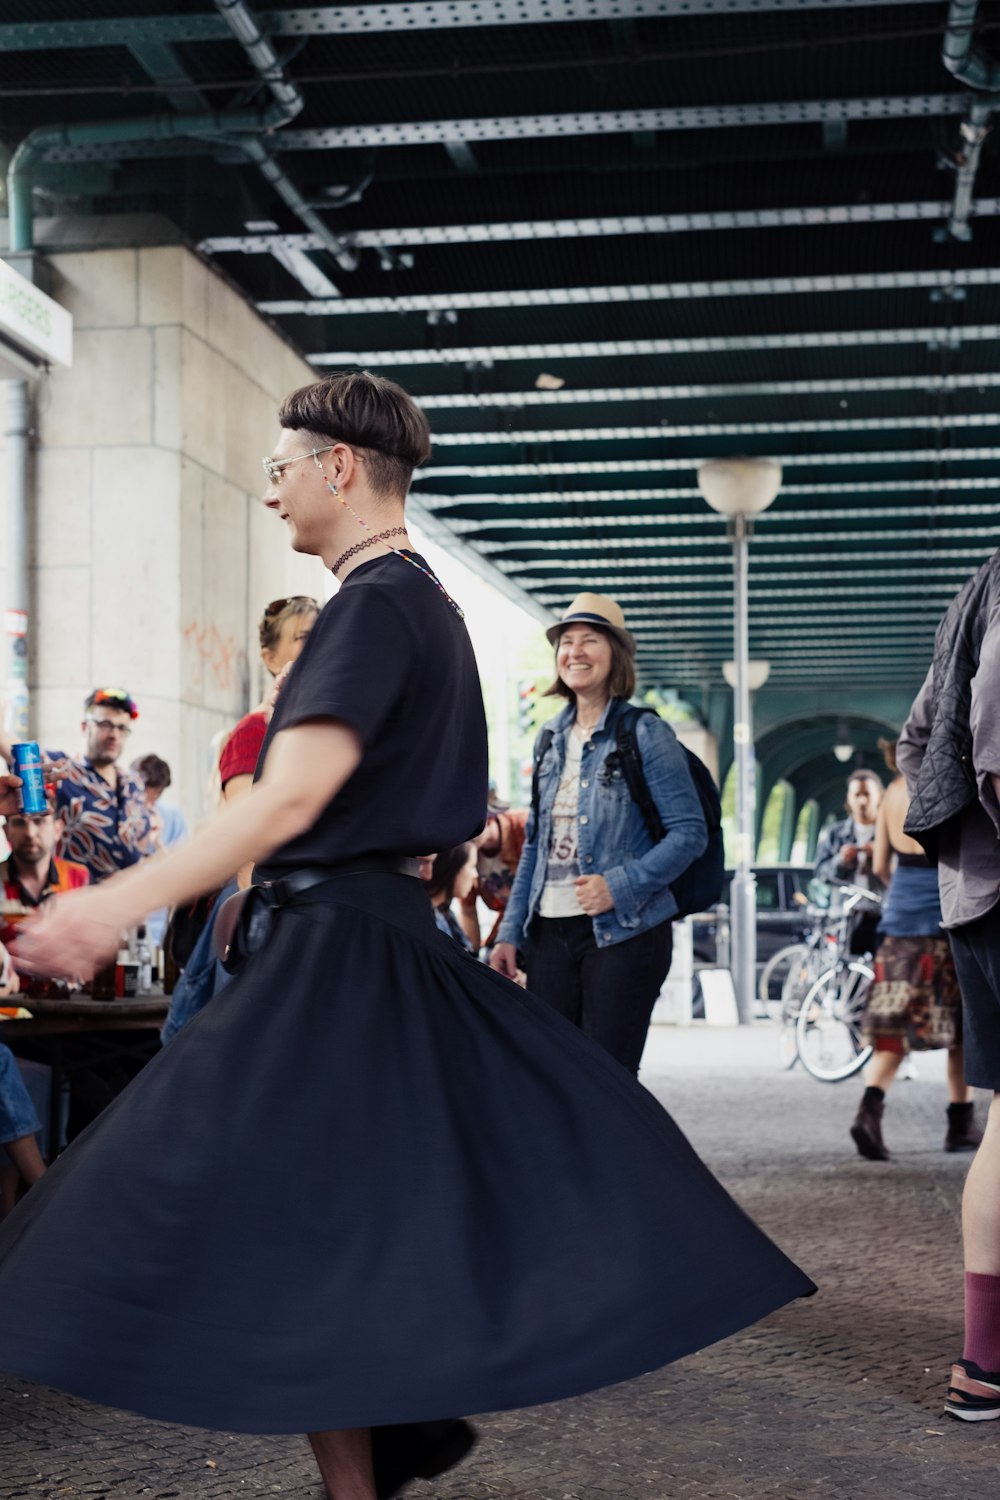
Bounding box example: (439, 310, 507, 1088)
(331, 528, 409, 578)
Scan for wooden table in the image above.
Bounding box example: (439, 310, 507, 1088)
(1, 994, 169, 1159)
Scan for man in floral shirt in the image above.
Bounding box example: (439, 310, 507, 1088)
(33, 688, 156, 884)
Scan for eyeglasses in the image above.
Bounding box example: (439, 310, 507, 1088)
(261, 446, 334, 484)
(86, 716, 132, 736)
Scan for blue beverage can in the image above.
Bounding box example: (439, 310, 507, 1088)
(11, 741, 47, 815)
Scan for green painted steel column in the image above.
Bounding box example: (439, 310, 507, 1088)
(777, 780, 797, 862)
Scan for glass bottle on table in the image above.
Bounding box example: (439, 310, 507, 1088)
(136, 926, 153, 995)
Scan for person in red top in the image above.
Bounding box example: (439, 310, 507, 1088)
(218, 595, 319, 807)
(457, 805, 530, 951)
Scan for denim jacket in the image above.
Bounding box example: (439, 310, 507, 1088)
(496, 698, 708, 950)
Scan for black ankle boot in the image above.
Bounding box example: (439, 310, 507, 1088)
(372, 1420, 477, 1499)
(851, 1089, 890, 1161)
(946, 1101, 983, 1153)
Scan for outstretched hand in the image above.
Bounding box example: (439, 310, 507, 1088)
(0, 755, 69, 816)
(0, 774, 23, 816)
(11, 886, 124, 982)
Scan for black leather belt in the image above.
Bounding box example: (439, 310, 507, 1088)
(219, 855, 420, 972)
(254, 854, 420, 897)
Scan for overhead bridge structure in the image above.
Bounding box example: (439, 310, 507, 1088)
(2, 0, 999, 823)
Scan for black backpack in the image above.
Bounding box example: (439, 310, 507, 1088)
(531, 705, 725, 920)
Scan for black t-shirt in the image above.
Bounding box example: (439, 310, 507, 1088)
(255, 552, 488, 874)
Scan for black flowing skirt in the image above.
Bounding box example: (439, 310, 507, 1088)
(0, 873, 814, 1434)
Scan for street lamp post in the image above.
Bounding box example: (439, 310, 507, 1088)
(698, 459, 782, 1024)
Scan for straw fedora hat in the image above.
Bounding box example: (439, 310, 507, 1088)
(545, 593, 636, 655)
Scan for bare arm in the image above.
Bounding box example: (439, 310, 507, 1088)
(222, 772, 257, 889)
(872, 796, 892, 887)
(456, 899, 481, 950)
(13, 720, 363, 978)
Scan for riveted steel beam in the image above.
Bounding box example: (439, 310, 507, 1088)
(0, 0, 947, 51)
(200, 197, 1000, 255)
(488, 552, 989, 573)
(634, 626, 938, 640)
(310, 325, 1000, 368)
(642, 646, 935, 658)
(542, 596, 950, 613)
(473, 528, 1000, 550)
(444, 502, 1000, 533)
(417, 477, 1000, 507)
(418, 370, 1000, 408)
(425, 448, 1000, 479)
(518, 582, 963, 601)
(642, 653, 933, 664)
(430, 414, 1000, 445)
(259, 267, 997, 317)
(275, 95, 967, 151)
(42, 97, 970, 163)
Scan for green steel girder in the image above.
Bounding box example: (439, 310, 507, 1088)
(755, 712, 896, 793)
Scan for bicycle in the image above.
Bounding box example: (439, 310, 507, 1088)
(760, 900, 833, 1068)
(794, 886, 881, 1083)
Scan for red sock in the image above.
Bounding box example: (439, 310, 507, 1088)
(963, 1273, 1000, 1372)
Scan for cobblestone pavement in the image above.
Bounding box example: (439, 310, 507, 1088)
(1, 1026, 995, 1500)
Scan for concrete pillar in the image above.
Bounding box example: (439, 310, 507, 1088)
(20, 243, 325, 826)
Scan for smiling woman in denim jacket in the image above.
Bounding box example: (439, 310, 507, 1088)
(490, 593, 708, 1073)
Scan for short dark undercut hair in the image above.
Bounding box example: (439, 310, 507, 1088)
(278, 370, 432, 501)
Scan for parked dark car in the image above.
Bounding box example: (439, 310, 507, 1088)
(691, 864, 815, 995)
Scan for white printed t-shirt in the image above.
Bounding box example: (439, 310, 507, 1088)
(539, 730, 585, 918)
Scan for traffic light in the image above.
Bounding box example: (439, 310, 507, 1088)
(516, 679, 537, 735)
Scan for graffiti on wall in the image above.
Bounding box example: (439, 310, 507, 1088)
(183, 620, 249, 701)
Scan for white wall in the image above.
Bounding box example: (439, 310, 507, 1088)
(3, 244, 326, 827)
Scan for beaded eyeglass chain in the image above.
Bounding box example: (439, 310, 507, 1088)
(325, 474, 465, 620)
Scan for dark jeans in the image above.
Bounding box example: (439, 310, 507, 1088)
(949, 909, 1000, 1090)
(11, 1035, 158, 1142)
(525, 915, 673, 1074)
(849, 907, 882, 958)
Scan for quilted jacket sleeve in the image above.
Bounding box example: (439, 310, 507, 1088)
(897, 668, 933, 794)
(970, 596, 1000, 835)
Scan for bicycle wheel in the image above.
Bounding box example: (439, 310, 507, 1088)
(758, 943, 808, 1018)
(774, 948, 821, 1069)
(776, 988, 801, 1070)
(795, 962, 874, 1083)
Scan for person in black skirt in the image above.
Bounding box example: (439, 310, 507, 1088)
(0, 372, 814, 1500)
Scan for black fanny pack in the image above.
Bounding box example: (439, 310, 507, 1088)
(213, 855, 419, 974)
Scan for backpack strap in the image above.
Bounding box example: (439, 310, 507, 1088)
(530, 725, 557, 831)
(614, 706, 666, 844)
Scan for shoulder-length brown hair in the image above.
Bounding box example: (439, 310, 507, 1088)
(542, 628, 636, 703)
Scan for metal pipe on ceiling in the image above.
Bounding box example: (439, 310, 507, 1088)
(212, 0, 303, 120)
(941, 0, 1000, 238)
(6, 2, 355, 276)
(943, 0, 1000, 90)
(208, 0, 357, 274)
(6, 106, 289, 251)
